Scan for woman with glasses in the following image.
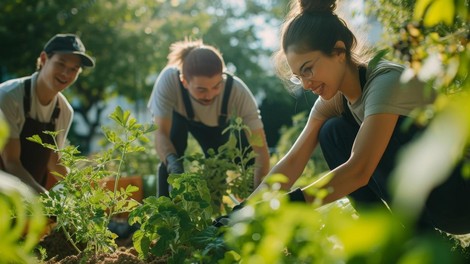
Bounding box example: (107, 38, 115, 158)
(249, 0, 470, 235)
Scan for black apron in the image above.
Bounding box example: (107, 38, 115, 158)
(20, 78, 60, 187)
(341, 66, 366, 126)
(175, 73, 236, 155)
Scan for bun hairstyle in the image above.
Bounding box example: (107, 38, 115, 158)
(275, 0, 366, 81)
(297, 0, 336, 13)
(167, 38, 225, 81)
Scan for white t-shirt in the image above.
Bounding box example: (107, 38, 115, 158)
(0, 72, 73, 149)
(147, 66, 263, 131)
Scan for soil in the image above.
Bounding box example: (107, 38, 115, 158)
(36, 224, 167, 264)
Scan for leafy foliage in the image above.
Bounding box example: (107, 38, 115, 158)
(223, 174, 468, 263)
(366, 0, 467, 96)
(0, 172, 47, 264)
(29, 106, 155, 257)
(129, 117, 263, 262)
(129, 172, 232, 263)
(185, 117, 258, 214)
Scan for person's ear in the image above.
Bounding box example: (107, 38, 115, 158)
(180, 74, 189, 89)
(334, 41, 347, 63)
(39, 51, 48, 66)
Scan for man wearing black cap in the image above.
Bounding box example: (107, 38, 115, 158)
(0, 33, 95, 193)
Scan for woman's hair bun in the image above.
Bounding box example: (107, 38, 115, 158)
(299, 0, 337, 13)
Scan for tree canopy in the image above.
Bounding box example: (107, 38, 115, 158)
(0, 0, 311, 153)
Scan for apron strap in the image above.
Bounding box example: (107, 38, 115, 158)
(179, 72, 195, 121)
(218, 73, 233, 126)
(23, 78, 32, 117)
(342, 66, 367, 124)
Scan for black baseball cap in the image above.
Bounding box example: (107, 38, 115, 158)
(44, 33, 95, 67)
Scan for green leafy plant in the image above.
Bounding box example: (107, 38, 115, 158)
(129, 172, 232, 263)
(0, 172, 47, 264)
(101, 124, 159, 178)
(128, 116, 264, 263)
(185, 116, 258, 214)
(29, 106, 155, 257)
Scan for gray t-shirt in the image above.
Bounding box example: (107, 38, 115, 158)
(311, 60, 436, 123)
(147, 66, 263, 130)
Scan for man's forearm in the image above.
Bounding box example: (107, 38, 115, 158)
(155, 131, 177, 164)
(5, 163, 46, 193)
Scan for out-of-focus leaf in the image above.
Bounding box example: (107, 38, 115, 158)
(414, 0, 455, 26)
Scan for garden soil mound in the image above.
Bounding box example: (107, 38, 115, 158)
(37, 230, 167, 264)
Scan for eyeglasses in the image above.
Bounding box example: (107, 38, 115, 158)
(289, 56, 321, 85)
(289, 68, 313, 85)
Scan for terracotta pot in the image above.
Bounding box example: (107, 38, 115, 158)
(101, 175, 144, 203)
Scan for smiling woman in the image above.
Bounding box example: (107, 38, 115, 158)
(289, 47, 345, 86)
(289, 54, 321, 85)
(247, 0, 470, 236)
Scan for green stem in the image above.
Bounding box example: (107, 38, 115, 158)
(61, 225, 81, 253)
(237, 129, 247, 176)
(107, 134, 129, 224)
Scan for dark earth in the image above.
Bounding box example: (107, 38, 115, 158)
(36, 220, 166, 264)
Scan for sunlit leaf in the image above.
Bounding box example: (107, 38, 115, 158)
(369, 49, 389, 69)
(414, 0, 455, 26)
(264, 173, 289, 184)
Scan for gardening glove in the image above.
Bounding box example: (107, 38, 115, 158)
(287, 187, 306, 202)
(213, 202, 246, 227)
(166, 153, 184, 174)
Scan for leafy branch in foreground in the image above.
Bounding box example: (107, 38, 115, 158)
(224, 174, 467, 263)
(28, 106, 155, 258)
(0, 172, 47, 264)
